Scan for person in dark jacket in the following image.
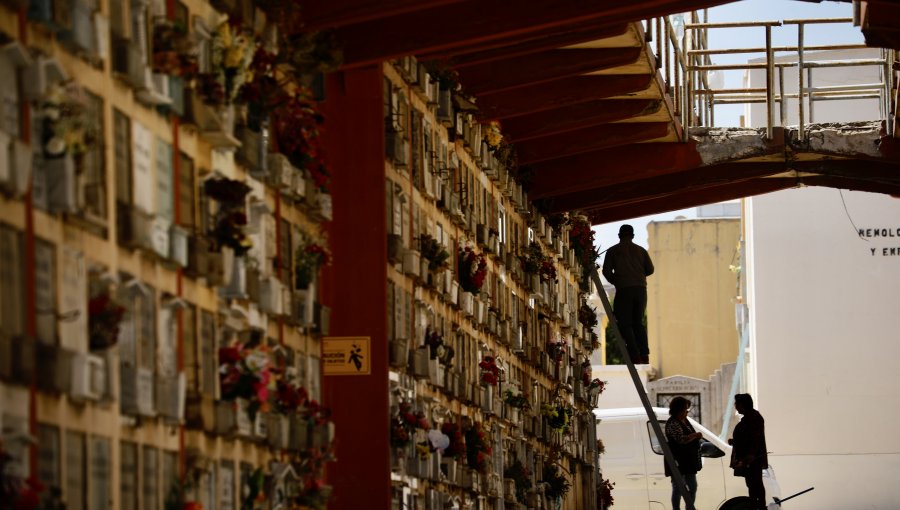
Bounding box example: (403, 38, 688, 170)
(728, 393, 769, 510)
(665, 396, 703, 510)
(601, 224, 654, 364)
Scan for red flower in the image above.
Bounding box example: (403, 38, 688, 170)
(218, 346, 242, 365)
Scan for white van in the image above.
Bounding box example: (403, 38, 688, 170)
(595, 407, 781, 510)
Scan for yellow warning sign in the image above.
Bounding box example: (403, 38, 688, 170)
(322, 337, 371, 376)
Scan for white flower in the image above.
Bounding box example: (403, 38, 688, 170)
(45, 137, 66, 156)
(43, 106, 60, 121)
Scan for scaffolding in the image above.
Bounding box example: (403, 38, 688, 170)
(646, 11, 896, 140)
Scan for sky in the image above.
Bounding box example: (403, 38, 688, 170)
(592, 0, 861, 256)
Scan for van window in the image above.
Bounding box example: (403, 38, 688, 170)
(601, 421, 642, 460)
(647, 421, 667, 455)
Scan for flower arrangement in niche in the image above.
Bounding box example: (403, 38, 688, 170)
(520, 241, 556, 282)
(271, 89, 330, 192)
(196, 19, 256, 106)
(579, 303, 599, 334)
(503, 459, 532, 504)
(419, 234, 450, 272)
(218, 341, 273, 420)
(390, 402, 430, 449)
(541, 403, 573, 432)
(39, 82, 98, 159)
(294, 236, 330, 290)
(588, 379, 607, 394)
(547, 338, 567, 365)
(236, 47, 289, 131)
(458, 246, 487, 294)
(482, 121, 518, 172)
(464, 422, 492, 473)
(88, 290, 126, 350)
(151, 18, 198, 77)
(478, 355, 500, 386)
(598, 475, 615, 510)
(440, 422, 466, 459)
(274, 379, 308, 414)
(424, 327, 454, 366)
(204, 177, 253, 256)
(581, 358, 593, 386)
(543, 462, 572, 500)
(502, 389, 530, 411)
(570, 215, 599, 279)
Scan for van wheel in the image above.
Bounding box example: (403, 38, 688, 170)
(719, 497, 755, 510)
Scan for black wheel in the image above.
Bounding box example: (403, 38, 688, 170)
(719, 496, 755, 510)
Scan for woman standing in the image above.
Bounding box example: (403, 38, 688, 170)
(665, 396, 703, 510)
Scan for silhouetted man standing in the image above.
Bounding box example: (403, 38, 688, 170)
(729, 393, 769, 510)
(602, 224, 654, 364)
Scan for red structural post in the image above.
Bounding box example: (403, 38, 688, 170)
(320, 67, 390, 510)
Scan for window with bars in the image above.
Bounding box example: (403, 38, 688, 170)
(90, 437, 110, 510)
(78, 91, 107, 224)
(120, 441, 138, 510)
(0, 224, 24, 337)
(182, 303, 198, 392)
(142, 446, 159, 510)
(162, 450, 179, 510)
(37, 425, 61, 493)
(138, 285, 157, 371)
(278, 219, 292, 280)
(0, 45, 20, 138)
(156, 138, 174, 224)
(200, 309, 217, 397)
(34, 239, 57, 345)
(65, 430, 86, 510)
(113, 109, 133, 244)
(219, 461, 235, 510)
(178, 152, 196, 230)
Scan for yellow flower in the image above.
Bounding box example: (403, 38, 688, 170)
(217, 22, 232, 47)
(224, 46, 244, 69)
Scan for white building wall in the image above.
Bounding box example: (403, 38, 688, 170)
(746, 188, 900, 509)
(742, 48, 900, 510)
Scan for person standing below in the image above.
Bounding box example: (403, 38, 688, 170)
(728, 393, 769, 510)
(665, 396, 703, 510)
(601, 224, 654, 364)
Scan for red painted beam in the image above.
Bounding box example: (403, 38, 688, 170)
(529, 141, 703, 198)
(801, 175, 900, 196)
(541, 160, 789, 213)
(423, 22, 630, 66)
(502, 99, 662, 143)
(320, 68, 391, 510)
(477, 74, 652, 120)
(334, 0, 731, 68)
(457, 47, 643, 96)
(584, 178, 792, 225)
(516, 122, 670, 165)
(298, 0, 468, 30)
(860, 0, 900, 50)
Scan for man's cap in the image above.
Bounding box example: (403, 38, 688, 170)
(618, 224, 634, 236)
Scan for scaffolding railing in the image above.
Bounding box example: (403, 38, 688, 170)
(646, 12, 896, 141)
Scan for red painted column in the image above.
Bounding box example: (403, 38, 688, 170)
(320, 67, 389, 510)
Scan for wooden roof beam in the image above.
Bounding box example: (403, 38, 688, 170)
(502, 99, 663, 143)
(298, 0, 468, 31)
(541, 161, 790, 213)
(516, 122, 671, 165)
(333, 0, 731, 68)
(583, 179, 792, 224)
(477, 75, 652, 120)
(425, 23, 630, 66)
(528, 141, 703, 198)
(457, 47, 643, 96)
